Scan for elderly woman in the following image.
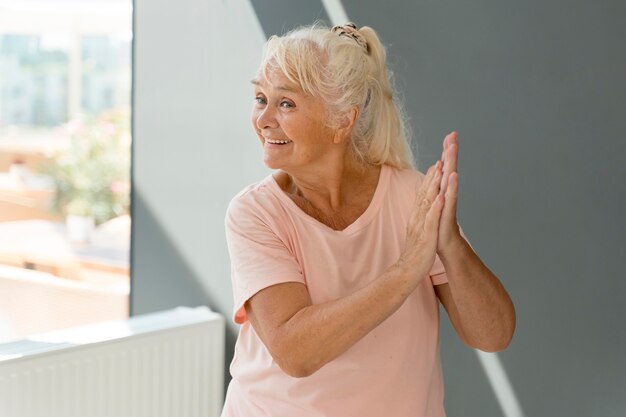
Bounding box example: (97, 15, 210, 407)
(222, 23, 515, 417)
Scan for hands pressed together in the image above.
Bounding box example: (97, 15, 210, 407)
(400, 131, 464, 277)
(399, 131, 516, 351)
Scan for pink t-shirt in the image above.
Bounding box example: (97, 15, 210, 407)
(222, 164, 448, 417)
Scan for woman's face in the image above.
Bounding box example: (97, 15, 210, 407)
(251, 70, 337, 172)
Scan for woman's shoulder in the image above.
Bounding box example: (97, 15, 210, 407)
(226, 175, 284, 226)
(228, 176, 273, 210)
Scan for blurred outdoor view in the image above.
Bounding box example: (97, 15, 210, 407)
(0, 0, 132, 342)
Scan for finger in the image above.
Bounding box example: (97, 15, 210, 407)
(428, 160, 441, 180)
(424, 193, 444, 235)
(443, 131, 453, 153)
(422, 163, 437, 187)
(424, 162, 437, 186)
(420, 161, 442, 203)
(441, 172, 458, 225)
(440, 132, 453, 163)
(440, 143, 456, 192)
(415, 162, 443, 229)
(426, 162, 443, 202)
(446, 133, 458, 173)
(414, 165, 434, 209)
(411, 163, 438, 225)
(442, 132, 452, 153)
(417, 161, 439, 200)
(440, 132, 458, 194)
(439, 133, 451, 189)
(419, 164, 442, 215)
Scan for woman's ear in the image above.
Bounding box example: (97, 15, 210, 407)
(333, 106, 359, 144)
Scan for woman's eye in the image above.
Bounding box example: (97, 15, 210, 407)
(254, 96, 266, 105)
(280, 101, 294, 108)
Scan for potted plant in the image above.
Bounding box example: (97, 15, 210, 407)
(46, 110, 131, 242)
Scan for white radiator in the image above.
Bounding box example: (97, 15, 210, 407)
(0, 306, 225, 417)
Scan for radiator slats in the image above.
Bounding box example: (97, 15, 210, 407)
(0, 307, 224, 417)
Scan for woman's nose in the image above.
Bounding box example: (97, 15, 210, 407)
(256, 106, 278, 130)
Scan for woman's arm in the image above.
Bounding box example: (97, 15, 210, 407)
(435, 239, 516, 351)
(435, 132, 516, 351)
(248, 263, 421, 377)
(246, 162, 445, 378)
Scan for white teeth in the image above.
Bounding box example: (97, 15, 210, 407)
(267, 139, 292, 144)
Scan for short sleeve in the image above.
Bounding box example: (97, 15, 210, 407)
(225, 195, 305, 324)
(428, 226, 472, 286)
(429, 254, 449, 286)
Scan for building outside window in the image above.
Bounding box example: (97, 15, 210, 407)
(0, 0, 132, 342)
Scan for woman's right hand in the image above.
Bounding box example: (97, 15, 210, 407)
(398, 161, 445, 283)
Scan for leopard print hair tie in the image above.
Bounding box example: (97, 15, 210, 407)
(331, 22, 369, 53)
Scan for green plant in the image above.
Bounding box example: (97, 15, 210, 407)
(46, 109, 131, 225)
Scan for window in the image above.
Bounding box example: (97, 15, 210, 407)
(0, 0, 132, 342)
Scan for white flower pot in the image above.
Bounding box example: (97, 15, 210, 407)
(66, 215, 95, 243)
(9, 163, 29, 183)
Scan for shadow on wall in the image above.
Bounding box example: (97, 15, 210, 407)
(131, 189, 237, 387)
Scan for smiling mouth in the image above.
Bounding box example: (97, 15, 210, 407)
(265, 139, 293, 145)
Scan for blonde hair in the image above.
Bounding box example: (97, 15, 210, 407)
(259, 23, 415, 169)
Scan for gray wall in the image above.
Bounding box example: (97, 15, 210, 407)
(133, 1, 626, 416)
(339, 2, 626, 416)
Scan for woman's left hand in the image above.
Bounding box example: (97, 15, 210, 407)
(437, 131, 464, 255)
(434, 131, 517, 352)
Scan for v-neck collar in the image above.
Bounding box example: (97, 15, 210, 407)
(266, 164, 391, 235)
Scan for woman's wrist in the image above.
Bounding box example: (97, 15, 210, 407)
(395, 251, 434, 288)
(437, 233, 468, 262)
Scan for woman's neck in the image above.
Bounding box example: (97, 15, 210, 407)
(274, 155, 382, 230)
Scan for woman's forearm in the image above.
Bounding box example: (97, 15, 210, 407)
(438, 237, 516, 351)
(247, 260, 427, 378)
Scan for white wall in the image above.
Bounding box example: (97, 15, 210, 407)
(131, 0, 269, 371)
